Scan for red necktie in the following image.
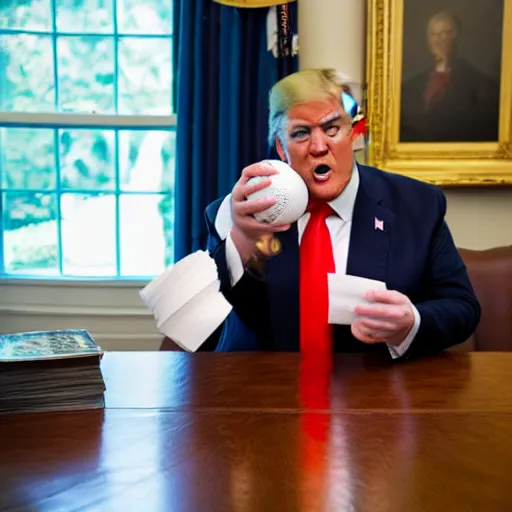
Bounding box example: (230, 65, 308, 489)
(298, 203, 334, 510)
(299, 202, 335, 355)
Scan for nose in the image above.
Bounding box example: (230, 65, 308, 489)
(309, 130, 328, 156)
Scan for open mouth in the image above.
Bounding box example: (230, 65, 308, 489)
(313, 164, 331, 182)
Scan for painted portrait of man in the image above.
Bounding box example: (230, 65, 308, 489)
(399, 3, 503, 143)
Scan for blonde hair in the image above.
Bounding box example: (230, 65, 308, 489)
(268, 68, 346, 147)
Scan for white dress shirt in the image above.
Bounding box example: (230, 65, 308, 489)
(217, 164, 421, 359)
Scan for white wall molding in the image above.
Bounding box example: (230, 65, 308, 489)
(0, 304, 150, 317)
(92, 333, 163, 351)
(0, 279, 163, 351)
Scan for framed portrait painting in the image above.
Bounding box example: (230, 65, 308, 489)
(366, 0, 512, 186)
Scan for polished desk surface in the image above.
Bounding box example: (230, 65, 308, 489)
(1, 352, 512, 511)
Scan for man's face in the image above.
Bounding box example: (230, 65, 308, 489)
(428, 18, 457, 61)
(278, 99, 354, 202)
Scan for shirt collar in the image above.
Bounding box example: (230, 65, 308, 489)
(327, 161, 359, 222)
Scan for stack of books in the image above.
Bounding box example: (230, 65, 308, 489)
(0, 329, 106, 414)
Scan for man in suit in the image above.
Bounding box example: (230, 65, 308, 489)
(205, 68, 480, 358)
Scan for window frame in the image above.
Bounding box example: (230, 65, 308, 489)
(0, 0, 177, 282)
(0, 113, 177, 283)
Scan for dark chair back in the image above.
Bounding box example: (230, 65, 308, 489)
(458, 246, 512, 351)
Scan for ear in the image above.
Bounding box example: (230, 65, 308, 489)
(276, 138, 286, 161)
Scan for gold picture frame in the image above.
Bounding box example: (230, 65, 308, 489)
(366, 0, 512, 186)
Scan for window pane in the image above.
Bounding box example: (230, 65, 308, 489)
(117, 0, 173, 35)
(1, 128, 56, 190)
(3, 192, 59, 275)
(0, 34, 55, 112)
(58, 36, 114, 114)
(0, 0, 176, 278)
(0, 0, 52, 31)
(119, 130, 175, 192)
(118, 37, 172, 115)
(56, 0, 114, 34)
(61, 193, 116, 276)
(119, 194, 171, 275)
(59, 129, 115, 190)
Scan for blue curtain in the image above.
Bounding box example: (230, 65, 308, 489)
(173, 1, 298, 261)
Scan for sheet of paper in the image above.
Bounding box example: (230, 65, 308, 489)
(158, 280, 233, 352)
(328, 273, 387, 325)
(140, 250, 218, 314)
(139, 250, 233, 352)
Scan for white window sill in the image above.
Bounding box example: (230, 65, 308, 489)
(0, 276, 151, 288)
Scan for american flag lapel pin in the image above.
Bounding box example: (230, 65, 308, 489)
(374, 217, 384, 231)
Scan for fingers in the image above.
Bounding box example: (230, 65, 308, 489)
(235, 197, 276, 217)
(230, 161, 289, 243)
(235, 215, 290, 234)
(356, 317, 398, 332)
(240, 161, 279, 182)
(355, 290, 412, 320)
(232, 163, 279, 223)
(364, 289, 409, 305)
(351, 294, 415, 345)
(233, 176, 272, 202)
(351, 322, 386, 344)
(232, 162, 279, 201)
(354, 303, 408, 321)
(242, 177, 273, 197)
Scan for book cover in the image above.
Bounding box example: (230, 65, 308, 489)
(0, 329, 103, 363)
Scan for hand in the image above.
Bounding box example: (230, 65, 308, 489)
(230, 161, 290, 263)
(351, 290, 415, 346)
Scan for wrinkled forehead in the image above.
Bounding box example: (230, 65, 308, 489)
(286, 99, 346, 127)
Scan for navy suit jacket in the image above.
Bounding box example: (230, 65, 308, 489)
(204, 164, 480, 358)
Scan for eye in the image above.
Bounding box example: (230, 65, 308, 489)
(325, 125, 339, 137)
(290, 128, 309, 140)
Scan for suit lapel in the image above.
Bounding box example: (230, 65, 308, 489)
(265, 225, 300, 351)
(346, 166, 394, 284)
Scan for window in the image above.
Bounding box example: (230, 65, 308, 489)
(0, 0, 176, 279)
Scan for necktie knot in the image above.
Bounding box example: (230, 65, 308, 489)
(307, 201, 333, 221)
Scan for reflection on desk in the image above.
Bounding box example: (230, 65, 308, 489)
(1, 410, 512, 511)
(101, 351, 511, 413)
(1, 351, 511, 511)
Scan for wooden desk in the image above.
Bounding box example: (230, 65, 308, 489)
(1, 352, 511, 511)
(101, 351, 512, 412)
